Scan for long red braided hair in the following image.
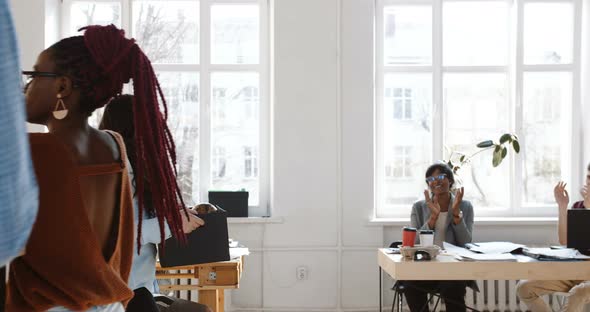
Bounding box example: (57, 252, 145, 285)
(48, 24, 187, 249)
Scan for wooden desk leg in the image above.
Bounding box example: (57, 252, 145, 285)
(199, 289, 224, 312)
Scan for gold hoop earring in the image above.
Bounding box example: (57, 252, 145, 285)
(53, 94, 68, 120)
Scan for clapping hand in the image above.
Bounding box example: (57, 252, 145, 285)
(424, 190, 440, 229)
(554, 181, 569, 212)
(452, 187, 464, 215)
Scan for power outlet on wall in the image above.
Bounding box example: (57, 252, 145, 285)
(296, 266, 308, 280)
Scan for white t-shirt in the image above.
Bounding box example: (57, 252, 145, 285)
(434, 212, 448, 247)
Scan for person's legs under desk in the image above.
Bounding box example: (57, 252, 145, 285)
(561, 280, 590, 312)
(437, 281, 467, 312)
(403, 281, 438, 312)
(516, 280, 582, 312)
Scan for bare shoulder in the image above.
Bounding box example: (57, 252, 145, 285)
(88, 128, 122, 163)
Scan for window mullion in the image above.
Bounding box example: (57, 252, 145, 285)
(61, 0, 72, 38)
(258, 0, 270, 215)
(122, 0, 131, 33)
(432, 0, 443, 162)
(569, 0, 582, 205)
(375, 0, 386, 218)
(200, 0, 212, 204)
(513, 0, 524, 216)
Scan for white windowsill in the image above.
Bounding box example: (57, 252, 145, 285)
(368, 217, 558, 226)
(227, 216, 284, 224)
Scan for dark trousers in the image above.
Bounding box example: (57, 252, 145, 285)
(154, 296, 212, 312)
(402, 280, 467, 312)
(126, 287, 159, 312)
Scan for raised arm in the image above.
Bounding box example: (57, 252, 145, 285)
(555, 182, 569, 245)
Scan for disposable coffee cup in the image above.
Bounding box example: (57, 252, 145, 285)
(402, 227, 417, 247)
(419, 230, 434, 246)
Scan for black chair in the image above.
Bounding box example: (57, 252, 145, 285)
(388, 241, 444, 312)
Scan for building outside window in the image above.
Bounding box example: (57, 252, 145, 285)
(62, 0, 269, 214)
(376, 0, 581, 218)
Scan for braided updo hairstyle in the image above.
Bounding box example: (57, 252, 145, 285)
(48, 24, 186, 248)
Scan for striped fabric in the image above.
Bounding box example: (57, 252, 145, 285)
(0, 0, 39, 265)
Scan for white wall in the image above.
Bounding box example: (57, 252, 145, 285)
(6, 1, 590, 312)
(8, 0, 57, 133)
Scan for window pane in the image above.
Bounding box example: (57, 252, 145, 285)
(444, 74, 510, 210)
(69, 1, 121, 37)
(133, 1, 199, 64)
(210, 72, 259, 205)
(524, 3, 573, 65)
(158, 72, 200, 206)
(382, 74, 432, 209)
(522, 72, 571, 206)
(383, 6, 432, 65)
(211, 5, 259, 64)
(443, 2, 508, 66)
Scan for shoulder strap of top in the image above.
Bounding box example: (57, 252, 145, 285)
(77, 130, 128, 176)
(103, 130, 128, 166)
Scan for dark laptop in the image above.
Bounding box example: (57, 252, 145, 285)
(567, 209, 590, 255)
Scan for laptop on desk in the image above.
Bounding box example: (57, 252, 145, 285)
(567, 209, 590, 255)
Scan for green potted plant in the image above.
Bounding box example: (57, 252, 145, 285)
(444, 133, 520, 200)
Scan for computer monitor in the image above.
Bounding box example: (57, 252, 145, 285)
(567, 209, 590, 254)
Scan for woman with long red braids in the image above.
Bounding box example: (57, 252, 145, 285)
(6, 24, 187, 312)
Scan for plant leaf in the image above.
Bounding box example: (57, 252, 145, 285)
(499, 133, 512, 144)
(459, 155, 466, 162)
(501, 146, 507, 158)
(492, 148, 502, 167)
(476, 140, 494, 148)
(512, 140, 520, 153)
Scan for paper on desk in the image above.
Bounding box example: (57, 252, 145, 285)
(523, 248, 590, 260)
(459, 253, 517, 261)
(443, 242, 474, 257)
(465, 242, 525, 254)
(230, 247, 250, 259)
(443, 242, 517, 261)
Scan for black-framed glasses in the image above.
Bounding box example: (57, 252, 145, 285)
(425, 174, 447, 183)
(21, 70, 60, 87)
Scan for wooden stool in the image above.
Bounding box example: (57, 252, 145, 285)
(156, 256, 244, 312)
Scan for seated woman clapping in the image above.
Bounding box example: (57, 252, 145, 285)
(403, 163, 475, 312)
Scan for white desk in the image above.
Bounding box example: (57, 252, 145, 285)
(378, 248, 590, 281)
(377, 248, 590, 311)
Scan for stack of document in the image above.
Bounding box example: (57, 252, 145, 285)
(465, 242, 525, 254)
(458, 253, 517, 261)
(522, 248, 590, 261)
(443, 242, 518, 261)
(230, 247, 250, 259)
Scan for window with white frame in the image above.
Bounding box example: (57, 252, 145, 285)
(385, 146, 413, 178)
(243, 146, 258, 178)
(376, 0, 581, 218)
(62, 0, 269, 214)
(212, 146, 227, 179)
(385, 87, 414, 120)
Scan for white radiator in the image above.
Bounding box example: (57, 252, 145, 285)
(467, 280, 569, 312)
(393, 280, 566, 312)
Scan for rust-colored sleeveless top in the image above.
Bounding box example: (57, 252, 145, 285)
(6, 131, 134, 311)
